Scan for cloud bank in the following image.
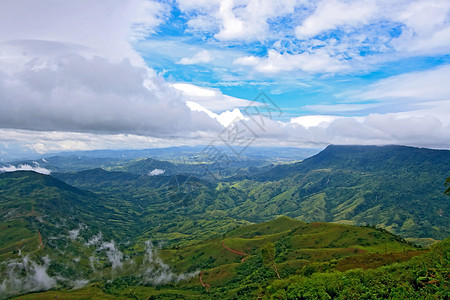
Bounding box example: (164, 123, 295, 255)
(0, 40, 221, 137)
(0, 164, 51, 175)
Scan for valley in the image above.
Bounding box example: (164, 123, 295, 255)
(0, 145, 449, 299)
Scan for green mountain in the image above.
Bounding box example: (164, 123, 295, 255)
(1, 144, 449, 298)
(50, 145, 450, 240)
(255, 145, 450, 180)
(238, 145, 450, 239)
(0, 171, 140, 262)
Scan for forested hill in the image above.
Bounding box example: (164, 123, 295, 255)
(254, 145, 450, 181)
(1, 146, 449, 298)
(239, 145, 450, 239)
(48, 145, 450, 240)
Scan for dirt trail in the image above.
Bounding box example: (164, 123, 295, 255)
(198, 241, 250, 290)
(222, 241, 249, 262)
(222, 241, 248, 256)
(37, 230, 44, 248)
(199, 271, 210, 291)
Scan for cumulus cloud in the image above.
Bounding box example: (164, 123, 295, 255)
(178, 50, 212, 65)
(0, 40, 222, 137)
(1, 59, 449, 151)
(390, 0, 450, 55)
(0, 164, 51, 175)
(295, 0, 378, 39)
(172, 83, 255, 112)
(234, 49, 349, 74)
(197, 94, 450, 149)
(0, 1, 225, 142)
(174, 0, 450, 74)
(130, 0, 172, 40)
(177, 0, 299, 42)
(0, 0, 168, 65)
(186, 101, 245, 127)
(291, 115, 343, 128)
(285, 113, 450, 148)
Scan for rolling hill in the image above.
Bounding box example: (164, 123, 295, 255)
(237, 145, 450, 239)
(54, 145, 450, 240)
(1, 144, 449, 298)
(5, 217, 437, 299)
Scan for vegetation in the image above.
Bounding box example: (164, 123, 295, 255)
(445, 177, 450, 196)
(52, 145, 450, 240)
(263, 238, 449, 299)
(1, 145, 449, 298)
(8, 218, 448, 300)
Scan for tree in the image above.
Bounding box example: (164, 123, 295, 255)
(445, 177, 450, 196)
(261, 242, 281, 279)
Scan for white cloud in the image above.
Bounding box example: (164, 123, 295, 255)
(174, 0, 450, 75)
(284, 112, 450, 148)
(0, 129, 219, 155)
(99, 241, 124, 271)
(391, 0, 450, 55)
(234, 49, 349, 73)
(0, 1, 225, 139)
(0, 40, 222, 137)
(358, 64, 450, 102)
(186, 101, 245, 127)
(68, 228, 81, 240)
(295, 0, 378, 39)
(140, 240, 199, 285)
(214, 0, 249, 41)
(0, 0, 174, 65)
(176, 0, 221, 12)
(0, 0, 151, 66)
(130, 1, 171, 40)
(233, 55, 260, 66)
(172, 83, 256, 112)
(1, 0, 449, 153)
(178, 50, 212, 65)
(148, 169, 165, 176)
(290, 115, 343, 128)
(210, 65, 450, 148)
(302, 103, 381, 113)
(0, 164, 51, 175)
(177, 0, 300, 42)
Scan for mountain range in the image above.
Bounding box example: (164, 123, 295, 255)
(0, 144, 449, 298)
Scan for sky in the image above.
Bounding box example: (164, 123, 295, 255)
(0, 0, 450, 161)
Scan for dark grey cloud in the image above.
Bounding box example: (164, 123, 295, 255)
(0, 40, 222, 137)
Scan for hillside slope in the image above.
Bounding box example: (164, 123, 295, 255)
(237, 145, 450, 239)
(51, 145, 450, 239)
(9, 217, 429, 299)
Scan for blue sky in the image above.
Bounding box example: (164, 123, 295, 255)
(133, 0, 450, 119)
(0, 0, 450, 161)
